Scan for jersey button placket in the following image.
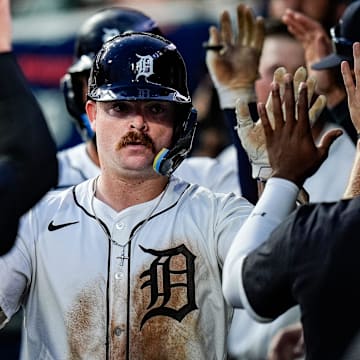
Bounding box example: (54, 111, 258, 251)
(115, 222, 125, 230)
(112, 220, 130, 271)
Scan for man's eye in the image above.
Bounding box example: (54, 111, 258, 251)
(150, 104, 165, 114)
(113, 103, 130, 113)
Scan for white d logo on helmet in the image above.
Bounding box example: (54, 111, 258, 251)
(132, 54, 154, 81)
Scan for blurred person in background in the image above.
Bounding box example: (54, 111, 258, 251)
(264, 0, 350, 32)
(283, 1, 360, 144)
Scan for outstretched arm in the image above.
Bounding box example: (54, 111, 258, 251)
(222, 73, 341, 309)
(0, 0, 58, 255)
(205, 3, 264, 204)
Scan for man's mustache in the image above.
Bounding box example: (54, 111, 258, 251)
(116, 131, 155, 152)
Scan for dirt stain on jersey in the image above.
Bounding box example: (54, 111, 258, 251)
(108, 278, 128, 359)
(129, 247, 202, 359)
(65, 277, 107, 359)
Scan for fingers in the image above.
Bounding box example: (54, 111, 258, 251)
(206, 26, 222, 63)
(207, 25, 221, 47)
(266, 67, 287, 112)
(282, 9, 322, 41)
(284, 74, 296, 128)
(318, 128, 343, 157)
(271, 82, 285, 129)
(353, 42, 360, 90)
(293, 66, 307, 100)
(235, 98, 253, 127)
(258, 102, 272, 138)
(341, 60, 355, 103)
(220, 10, 233, 46)
(296, 82, 311, 135)
(341, 42, 360, 133)
(306, 76, 316, 105)
(243, 6, 254, 46)
(253, 17, 265, 50)
(308, 94, 327, 126)
(236, 4, 264, 49)
(236, 4, 246, 46)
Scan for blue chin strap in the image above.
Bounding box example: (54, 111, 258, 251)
(153, 108, 197, 176)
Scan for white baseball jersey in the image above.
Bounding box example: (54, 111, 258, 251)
(57, 143, 240, 195)
(0, 176, 252, 360)
(57, 143, 99, 188)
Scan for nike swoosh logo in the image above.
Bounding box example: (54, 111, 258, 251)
(251, 212, 267, 217)
(48, 220, 79, 231)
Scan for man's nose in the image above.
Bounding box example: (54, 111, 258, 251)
(130, 113, 148, 131)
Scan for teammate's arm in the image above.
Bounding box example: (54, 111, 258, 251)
(222, 75, 341, 309)
(205, 4, 264, 204)
(0, 0, 58, 255)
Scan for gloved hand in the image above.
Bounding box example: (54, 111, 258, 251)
(205, 3, 265, 108)
(236, 66, 327, 181)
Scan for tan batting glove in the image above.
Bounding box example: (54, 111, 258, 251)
(205, 3, 264, 108)
(236, 66, 327, 181)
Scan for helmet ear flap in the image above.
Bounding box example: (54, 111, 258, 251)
(153, 108, 198, 176)
(61, 72, 94, 141)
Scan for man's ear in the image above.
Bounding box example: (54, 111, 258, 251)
(86, 100, 97, 132)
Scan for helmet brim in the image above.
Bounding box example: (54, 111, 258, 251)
(88, 84, 191, 104)
(311, 53, 353, 70)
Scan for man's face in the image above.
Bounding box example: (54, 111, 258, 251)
(255, 35, 305, 104)
(86, 100, 175, 178)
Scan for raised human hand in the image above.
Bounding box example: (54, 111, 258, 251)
(282, 9, 342, 101)
(341, 42, 360, 134)
(205, 3, 264, 108)
(342, 42, 360, 198)
(236, 66, 326, 181)
(282, 9, 332, 68)
(258, 73, 342, 188)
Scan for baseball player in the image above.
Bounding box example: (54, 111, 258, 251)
(57, 6, 240, 196)
(0, 0, 58, 256)
(0, 31, 256, 359)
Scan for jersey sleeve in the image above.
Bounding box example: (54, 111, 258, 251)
(240, 227, 298, 321)
(222, 178, 299, 311)
(0, 213, 34, 326)
(0, 52, 58, 255)
(239, 197, 359, 322)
